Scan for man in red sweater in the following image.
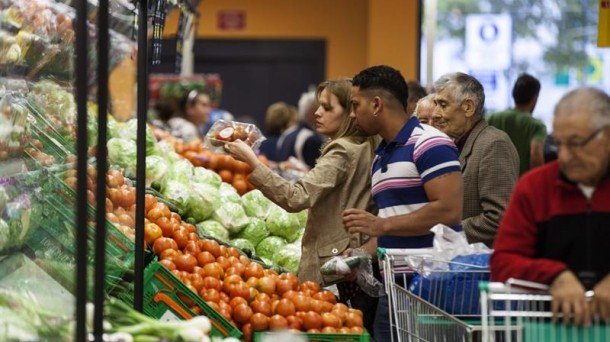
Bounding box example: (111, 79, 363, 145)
(491, 87, 610, 326)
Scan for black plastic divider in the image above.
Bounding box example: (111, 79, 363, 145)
(74, 0, 89, 340)
(94, 0, 110, 339)
(135, 0, 149, 312)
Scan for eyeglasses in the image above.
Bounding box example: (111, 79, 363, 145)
(554, 125, 608, 152)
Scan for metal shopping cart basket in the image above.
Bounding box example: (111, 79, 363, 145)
(480, 279, 610, 342)
(380, 248, 490, 342)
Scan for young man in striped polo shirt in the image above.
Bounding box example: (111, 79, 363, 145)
(343, 65, 464, 341)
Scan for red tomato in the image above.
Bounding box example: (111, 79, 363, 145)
(196, 251, 215, 267)
(302, 311, 323, 330)
(174, 254, 198, 273)
(249, 313, 270, 331)
(256, 276, 277, 295)
(321, 312, 342, 328)
(152, 237, 178, 255)
(269, 314, 288, 330)
(274, 298, 296, 317)
(251, 299, 273, 316)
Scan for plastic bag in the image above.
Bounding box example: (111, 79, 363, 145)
(407, 224, 492, 315)
(203, 120, 265, 154)
(320, 248, 384, 298)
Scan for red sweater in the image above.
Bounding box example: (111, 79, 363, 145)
(490, 161, 610, 290)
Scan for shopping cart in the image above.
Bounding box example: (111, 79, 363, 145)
(380, 248, 490, 342)
(480, 279, 610, 342)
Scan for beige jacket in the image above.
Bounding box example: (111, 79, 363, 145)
(248, 136, 378, 285)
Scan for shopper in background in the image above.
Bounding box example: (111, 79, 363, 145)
(406, 80, 428, 115)
(343, 65, 464, 341)
(414, 93, 437, 126)
(432, 72, 519, 248)
(258, 102, 298, 162)
(224, 79, 380, 334)
(487, 73, 547, 175)
(491, 87, 610, 325)
(275, 90, 326, 169)
(180, 89, 213, 140)
(149, 91, 207, 142)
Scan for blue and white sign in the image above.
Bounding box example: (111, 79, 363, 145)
(465, 14, 512, 70)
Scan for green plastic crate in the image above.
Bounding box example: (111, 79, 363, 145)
(118, 261, 242, 339)
(253, 331, 370, 342)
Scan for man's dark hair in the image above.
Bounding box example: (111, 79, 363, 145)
(512, 73, 541, 105)
(352, 65, 409, 110)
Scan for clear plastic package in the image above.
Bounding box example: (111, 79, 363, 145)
(203, 119, 265, 154)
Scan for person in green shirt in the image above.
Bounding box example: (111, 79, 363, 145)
(488, 73, 547, 175)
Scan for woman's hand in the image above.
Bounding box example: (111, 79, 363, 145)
(223, 140, 260, 167)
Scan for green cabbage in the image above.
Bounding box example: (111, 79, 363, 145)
(219, 182, 240, 203)
(160, 180, 191, 208)
(191, 167, 221, 188)
(107, 138, 137, 177)
(185, 183, 221, 222)
(196, 220, 229, 241)
(273, 243, 301, 274)
(156, 140, 182, 164)
(230, 238, 256, 253)
(241, 189, 277, 219)
(266, 206, 304, 243)
(0, 218, 9, 252)
(112, 119, 159, 155)
(212, 201, 249, 235)
(256, 236, 287, 260)
(160, 159, 193, 187)
(145, 155, 169, 186)
(235, 217, 269, 246)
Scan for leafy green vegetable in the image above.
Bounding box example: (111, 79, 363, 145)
(235, 217, 269, 246)
(196, 220, 229, 241)
(273, 243, 301, 274)
(111, 119, 159, 155)
(230, 238, 256, 253)
(266, 206, 304, 243)
(212, 201, 249, 235)
(241, 189, 277, 219)
(191, 167, 221, 188)
(256, 236, 287, 260)
(107, 137, 137, 177)
(145, 155, 169, 186)
(156, 140, 182, 164)
(0, 218, 9, 252)
(160, 159, 193, 187)
(184, 183, 220, 222)
(160, 180, 191, 209)
(219, 182, 240, 203)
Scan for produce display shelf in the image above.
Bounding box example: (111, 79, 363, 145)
(118, 260, 242, 339)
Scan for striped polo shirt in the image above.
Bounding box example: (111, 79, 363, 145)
(373, 116, 462, 248)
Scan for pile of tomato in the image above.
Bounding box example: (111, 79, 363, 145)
(145, 195, 365, 341)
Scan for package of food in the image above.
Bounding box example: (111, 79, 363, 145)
(203, 120, 265, 154)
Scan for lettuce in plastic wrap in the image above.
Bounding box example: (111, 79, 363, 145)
(266, 206, 304, 243)
(235, 217, 269, 246)
(196, 220, 229, 241)
(184, 183, 220, 222)
(230, 238, 256, 253)
(241, 189, 277, 219)
(160, 159, 193, 187)
(273, 243, 301, 274)
(219, 182, 240, 203)
(212, 201, 249, 235)
(160, 180, 191, 208)
(191, 167, 221, 188)
(145, 155, 169, 186)
(256, 236, 287, 261)
(107, 138, 137, 177)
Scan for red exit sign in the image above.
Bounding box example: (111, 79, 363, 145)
(217, 10, 246, 31)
